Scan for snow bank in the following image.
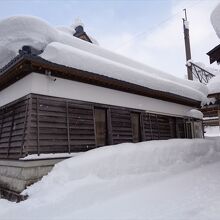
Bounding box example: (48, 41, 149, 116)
(0, 16, 207, 103)
(24, 139, 220, 198)
(1, 139, 220, 220)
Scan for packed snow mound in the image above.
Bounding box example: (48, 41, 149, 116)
(211, 3, 220, 39)
(0, 16, 207, 102)
(1, 139, 220, 220)
(207, 74, 220, 94)
(24, 139, 220, 198)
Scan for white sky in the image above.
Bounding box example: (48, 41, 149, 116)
(98, 0, 220, 78)
(0, 0, 220, 79)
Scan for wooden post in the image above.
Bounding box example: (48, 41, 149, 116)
(92, 106, 97, 147)
(7, 109, 15, 158)
(140, 112, 146, 141)
(148, 114, 153, 140)
(20, 99, 29, 157)
(107, 108, 113, 145)
(36, 97, 40, 156)
(183, 9, 193, 80)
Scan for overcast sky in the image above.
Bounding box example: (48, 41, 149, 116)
(1, 0, 220, 78)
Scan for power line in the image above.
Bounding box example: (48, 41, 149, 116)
(115, 0, 205, 52)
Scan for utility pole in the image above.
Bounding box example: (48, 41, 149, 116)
(183, 9, 193, 80)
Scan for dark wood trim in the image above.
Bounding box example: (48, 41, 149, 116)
(140, 112, 145, 141)
(7, 109, 15, 157)
(20, 99, 29, 156)
(92, 105, 97, 147)
(149, 114, 153, 140)
(107, 108, 113, 145)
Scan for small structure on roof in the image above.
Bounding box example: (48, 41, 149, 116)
(72, 18, 92, 43)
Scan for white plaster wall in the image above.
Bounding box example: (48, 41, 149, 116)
(0, 73, 193, 117)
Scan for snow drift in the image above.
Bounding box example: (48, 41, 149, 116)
(1, 139, 220, 220)
(24, 138, 220, 198)
(0, 15, 208, 103)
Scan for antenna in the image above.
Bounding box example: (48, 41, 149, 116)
(182, 9, 193, 80)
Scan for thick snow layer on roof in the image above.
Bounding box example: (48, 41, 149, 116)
(41, 42, 207, 103)
(1, 139, 220, 219)
(0, 16, 208, 102)
(207, 74, 220, 94)
(211, 3, 220, 39)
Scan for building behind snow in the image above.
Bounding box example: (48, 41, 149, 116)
(0, 16, 207, 201)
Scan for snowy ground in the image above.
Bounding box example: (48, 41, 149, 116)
(0, 138, 220, 220)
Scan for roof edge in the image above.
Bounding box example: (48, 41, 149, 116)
(0, 55, 201, 108)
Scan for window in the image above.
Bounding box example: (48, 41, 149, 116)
(131, 112, 141, 143)
(94, 108, 107, 146)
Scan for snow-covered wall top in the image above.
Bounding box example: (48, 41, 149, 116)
(0, 16, 208, 104)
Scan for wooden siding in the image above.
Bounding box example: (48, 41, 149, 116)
(111, 108, 133, 144)
(0, 94, 189, 159)
(0, 97, 29, 159)
(27, 96, 96, 155)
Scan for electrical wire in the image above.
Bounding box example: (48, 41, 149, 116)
(115, 0, 206, 51)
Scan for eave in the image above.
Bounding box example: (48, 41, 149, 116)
(0, 55, 201, 108)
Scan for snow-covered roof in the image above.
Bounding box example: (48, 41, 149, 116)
(0, 16, 208, 104)
(207, 74, 220, 95)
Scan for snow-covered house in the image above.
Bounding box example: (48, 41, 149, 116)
(0, 16, 207, 159)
